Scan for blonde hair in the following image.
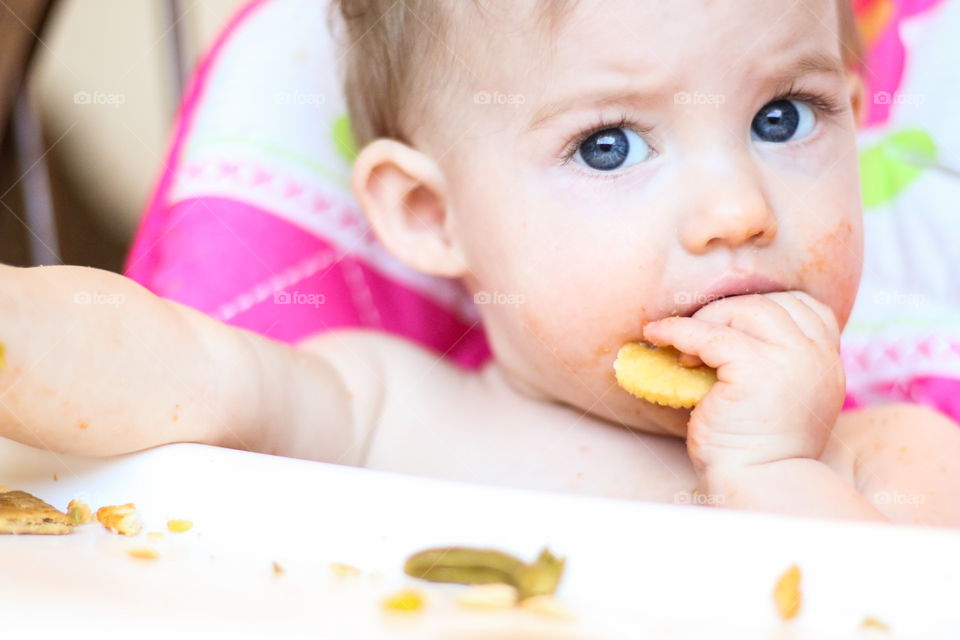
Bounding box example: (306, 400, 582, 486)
(329, 0, 865, 152)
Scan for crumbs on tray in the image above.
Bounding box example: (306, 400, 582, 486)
(96, 503, 142, 536)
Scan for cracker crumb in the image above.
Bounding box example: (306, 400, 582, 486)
(329, 562, 362, 578)
(166, 519, 192, 533)
(860, 616, 890, 631)
(128, 548, 159, 560)
(273, 561, 285, 576)
(96, 503, 142, 536)
(382, 588, 425, 613)
(773, 564, 802, 620)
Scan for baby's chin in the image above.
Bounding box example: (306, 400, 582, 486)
(586, 393, 692, 440)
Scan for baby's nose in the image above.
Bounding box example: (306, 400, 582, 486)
(679, 155, 777, 254)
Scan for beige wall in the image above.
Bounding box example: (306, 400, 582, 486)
(32, 0, 247, 241)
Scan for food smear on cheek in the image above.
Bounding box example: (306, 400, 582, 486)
(798, 221, 859, 306)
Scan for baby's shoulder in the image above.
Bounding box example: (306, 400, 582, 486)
(825, 403, 960, 525)
(299, 327, 471, 396)
(831, 402, 959, 455)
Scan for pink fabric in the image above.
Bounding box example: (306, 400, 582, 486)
(126, 0, 271, 282)
(869, 376, 960, 419)
(130, 196, 490, 364)
(123, 0, 491, 368)
(854, 0, 948, 127)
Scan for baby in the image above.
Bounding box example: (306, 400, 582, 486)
(1, 0, 958, 527)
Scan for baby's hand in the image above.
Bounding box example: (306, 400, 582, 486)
(642, 291, 845, 477)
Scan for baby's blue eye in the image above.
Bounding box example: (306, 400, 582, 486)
(751, 99, 815, 143)
(574, 127, 651, 171)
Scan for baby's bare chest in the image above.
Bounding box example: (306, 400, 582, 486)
(361, 368, 701, 502)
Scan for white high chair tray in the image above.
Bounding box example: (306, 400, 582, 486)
(0, 437, 955, 639)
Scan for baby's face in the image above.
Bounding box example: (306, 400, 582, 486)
(439, 0, 863, 437)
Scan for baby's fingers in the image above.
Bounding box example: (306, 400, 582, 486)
(766, 291, 841, 346)
(643, 316, 756, 370)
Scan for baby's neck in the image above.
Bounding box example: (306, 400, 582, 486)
(478, 360, 689, 440)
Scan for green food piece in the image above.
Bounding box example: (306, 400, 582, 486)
(403, 546, 565, 601)
(514, 548, 566, 600)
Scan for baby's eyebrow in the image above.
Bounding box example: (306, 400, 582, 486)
(764, 50, 846, 84)
(526, 50, 845, 132)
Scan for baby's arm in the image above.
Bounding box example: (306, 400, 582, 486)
(0, 265, 380, 463)
(707, 404, 960, 527)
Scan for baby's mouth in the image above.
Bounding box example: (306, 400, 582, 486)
(672, 273, 789, 319)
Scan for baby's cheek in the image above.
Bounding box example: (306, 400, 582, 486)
(799, 220, 863, 327)
(518, 286, 651, 378)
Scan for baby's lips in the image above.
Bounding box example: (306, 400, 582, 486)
(674, 274, 790, 318)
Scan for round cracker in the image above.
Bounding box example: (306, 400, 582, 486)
(613, 342, 717, 409)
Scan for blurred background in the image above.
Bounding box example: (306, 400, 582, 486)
(1, 0, 246, 271)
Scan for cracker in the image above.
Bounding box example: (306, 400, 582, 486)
(0, 490, 75, 535)
(614, 343, 717, 409)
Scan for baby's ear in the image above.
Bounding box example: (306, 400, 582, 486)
(847, 71, 866, 128)
(351, 139, 468, 278)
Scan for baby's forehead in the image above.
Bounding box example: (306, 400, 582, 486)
(460, 0, 843, 94)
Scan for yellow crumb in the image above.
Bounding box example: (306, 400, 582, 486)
(166, 519, 193, 533)
(273, 561, 284, 576)
(860, 616, 890, 631)
(382, 588, 425, 613)
(147, 531, 165, 541)
(329, 562, 362, 578)
(773, 564, 802, 620)
(128, 548, 159, 560)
